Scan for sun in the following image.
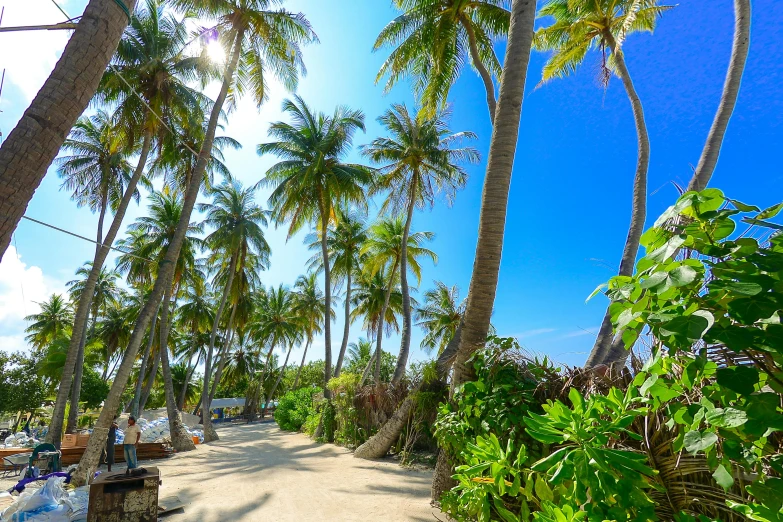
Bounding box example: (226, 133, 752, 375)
(207, 41, 226, 63)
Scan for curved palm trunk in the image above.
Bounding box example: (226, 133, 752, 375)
(66, 305, 97, 433)
(687, 0, 751, 192)
(262, 346, 292, 417)
(433, 0, 536, 500)
(318, 208, 334, 399)
(585, 32, 651, 369)
(293, 336, 312, 388)
(131, 303, 159, 417)
(392, 187, 417, 385)
(47, 126, 153, 448)
(0, 0, 137, 258)
(334, 269, 352, 377)
(202, 252, 238, 442)
(359, 348, 376, 387)
(138, 348, 160, 413)
(460, 16, 497, 123)
(158, 286, 196, 452)
(72, 33, 244, 486)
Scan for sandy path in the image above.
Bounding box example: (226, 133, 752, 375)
(152, 421, 442, 521)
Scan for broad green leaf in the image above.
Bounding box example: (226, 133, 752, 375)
(757, 201, 783, 220)
(709, 325, 756, 351)
(669, 265, 698, 287)
(534, 475, 554, 502)
(728, 296, 779, 323)
(705, 407, 748, 428)
(727, 199, 760, 212)
(586, 283, 607, 302)
(747, 478, 783, 512)
(716, 366, 760, 396)
(531, 447, 571, 473)
(712, 464, 734, 490)
(493, 497, 519, 522)
(683, 430, 718, 454)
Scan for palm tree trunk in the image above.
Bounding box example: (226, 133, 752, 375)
(138, 348, 160, 413)
(687, 0, 751, 192)
(180, 337, 198, 410)
(392, 187, 417, 385)
(460, 16, 497, 123)
(293, 336, 311, 388)
(131, 302, 159, 417)
(262, 346, 292, 417)
(585, 31, 651, 369)
(374, 255, 400, 384)
(334, 269, 352, 377)
(65, 311, 89, 434)
(359, 348, 376, 387)
(209, 308, 237, 404)
(71, 33, 244, 486)
(353, 394, 413, 459)
(158, 285, 196, 452)
(432, 0, 536, 501)
(47, 125, 153, 448)
(0, 0, 136, 258)
(318, 204, 334, 399)
(203, 252, 238, 442)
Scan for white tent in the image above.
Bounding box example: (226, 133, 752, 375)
(209, 398, 245, 409)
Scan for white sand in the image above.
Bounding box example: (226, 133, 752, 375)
(155, 421, 442, 521)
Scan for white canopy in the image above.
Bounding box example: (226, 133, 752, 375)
(209, 398, 246, 409)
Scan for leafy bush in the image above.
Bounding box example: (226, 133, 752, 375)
(327, 373, 361, 446)
(274, 386, 322, 432)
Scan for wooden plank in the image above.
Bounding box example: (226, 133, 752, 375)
(158, 495, 185, 514)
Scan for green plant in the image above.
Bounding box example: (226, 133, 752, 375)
(327, 372, 362, 446)
(274, 386, 322, 432)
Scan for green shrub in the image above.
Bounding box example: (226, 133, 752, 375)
(274, 386, 321, 432)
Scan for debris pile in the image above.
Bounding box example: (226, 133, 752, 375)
(3, 433, 40, 449)
(0, 477, 88, 522)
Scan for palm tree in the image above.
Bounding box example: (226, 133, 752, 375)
(0, 0, 137, 255)
(24, 294, 73, 350)
(258, 95, 373, 398)
(353, 0, 539, 490)
(292, 273, 327, 388)
(65, 265, 120, 433)
(198, 179, 270, 440)
(350, 266, 405, 385)
(687, 0, 751, 192)
(362, 217, 436, 383)
(415, 281, 465, 355)
(374, 0, 511, 121)
(56, 110, 140, 256)
(306, 210, 367, 377)
(363, 104, 476, 383)
(176, 286, 215, 409)
(248, 285, 302, 416)
(346, 338, 374, 368)
(48, 0, 212, 449)
(532, 0, 670, 368)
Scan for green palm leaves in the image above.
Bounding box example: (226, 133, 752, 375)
(415, 281, 465, 355)
(259, 95, 373, 237)
(375, 0, 511, 119)
(534, 0, 672, 84)
(363, 217, 437, 286)
(24, 294, 74, 350)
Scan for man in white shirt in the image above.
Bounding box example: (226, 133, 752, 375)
(123, 416, 142, 471)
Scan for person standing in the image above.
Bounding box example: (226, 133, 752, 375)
(106, 416, 118, 472)
(123, 416, 141, 471)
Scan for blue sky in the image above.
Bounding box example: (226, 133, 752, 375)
(0, 0, 781, 368)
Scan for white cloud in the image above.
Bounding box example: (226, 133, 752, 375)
(559, 326, 600, 339)
(0, 245, 68, 352)
(0, 0, 77, 103)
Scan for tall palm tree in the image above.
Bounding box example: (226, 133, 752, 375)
(374, 0, 511, 121)
(65, 265, 120, 433)
(258, 96, 373, 398)
(362, 217, 436, 383)
(176, 286, 215, 409)
(351, 266, 405, 385)
(306, 210, 367, 377)
(198, 179, 270, 440)
(687, 0, 751, 192)
(353, 0, 539, 491)
(47, 0, 212, 448)
(24, 294, 74, 350)
(346, 337, 374, 368)
(0, 0, 137, 256)
(415, 281, 465, 355)
(56, 110, 140, 256)
(363, 104, 476, 383)
(532, 0, 670, 368)
(292, 273, 327, 388)
(248, 285, 302, 416)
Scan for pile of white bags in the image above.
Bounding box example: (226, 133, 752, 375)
(0, 478, 89, 522)
(136, 417, 204, 444)
(3, 433, 39, 449)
